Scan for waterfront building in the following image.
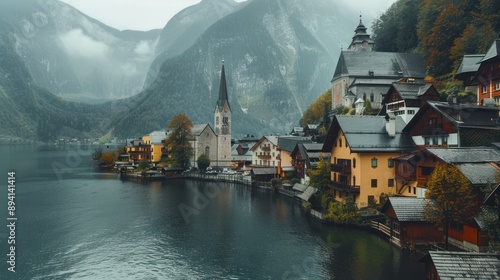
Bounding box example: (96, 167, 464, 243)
(322, 114, 414, 208)
(250, 136, 279, 168)
(189, 124, 218, 168)
(213, 60, 232, 167)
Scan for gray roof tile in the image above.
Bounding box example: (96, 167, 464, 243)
(387, 197, 430, 222)
(428, 251, 500, 279)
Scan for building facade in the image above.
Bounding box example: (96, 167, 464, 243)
(214, 60, 232, 167)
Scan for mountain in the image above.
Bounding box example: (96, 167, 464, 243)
(111, 0, 354, 139)
(0, 0, 160, 102)
(0, 25, 108, 142)
(144, 0, 246, 88)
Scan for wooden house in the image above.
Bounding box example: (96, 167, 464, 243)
(419, 251, 500, 280)
(379, 79, 439, 123)
(322, 114, 414, 208)
(402, 101, 500, 148)
(381, 197, 442, 248)
(456, 40, 500, 106)
(277, 136, 312, 178)
(395, 147, 500, 251)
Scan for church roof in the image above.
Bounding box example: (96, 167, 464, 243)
(191, 124, 215, 136)
(216, 61, 230, 111)
(331, 51, 426, 82)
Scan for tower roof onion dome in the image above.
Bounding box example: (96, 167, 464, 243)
(347, 15, 375, 51)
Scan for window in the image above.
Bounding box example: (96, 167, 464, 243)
(370, 93, 374, 102)
(353, 176, 356, 186)
(371, 158, 378, 168)
(496, 81, 500, 91)
(353, 158, 356, 168)
(483, 85, 488, 94)
(388, 179, 394, 187)
(393, 222, 400, 239)
(371, 179, 377, 188)
(421, 166, 434, 176)
(339, 138, 342, 147)
(407, 110, 415, 115)
(205, 146, 210, 157)
(424, 136, 430, 146)
(442, 136, 448, 146)
(388, 158, 394, 168)
(363, 93, 367, 101)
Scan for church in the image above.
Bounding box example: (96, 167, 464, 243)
(330, 17, 426, 112)
(190, 60, 232, 168)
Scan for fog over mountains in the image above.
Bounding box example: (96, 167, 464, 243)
(0, 0, 367, 141)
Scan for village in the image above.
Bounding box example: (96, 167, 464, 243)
(96, 20, 500, 279)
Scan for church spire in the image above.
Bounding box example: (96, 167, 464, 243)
(347, 14, 375, 52)
(217, 59, 230, 111)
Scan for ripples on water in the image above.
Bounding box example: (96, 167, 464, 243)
(0, 145, 424, 279)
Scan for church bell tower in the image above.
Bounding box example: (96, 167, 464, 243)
(214, 60, 231, 167)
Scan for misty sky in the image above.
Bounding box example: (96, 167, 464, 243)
(58, 0, 396, 31)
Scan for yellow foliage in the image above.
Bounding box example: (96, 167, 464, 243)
(300, 89, 331, 127)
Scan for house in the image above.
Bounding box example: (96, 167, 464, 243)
(402, 101, 500, 147)
(141, 130, 168, 162)
(250, 136, 279, 167)
(330, 18, 426, 111)
(322, 114, 415, 208)
(395, 147, 500, 251)
(290, 143, 330, 180)
(126, 139, 152, 163)
(277, 136, 312, 178)
(455, 40, 500, 106)
(381, 197, 442, 248)
(378, 78, 439, 123)
(419, 251, 500, 280)
(251, 167, 277, 186)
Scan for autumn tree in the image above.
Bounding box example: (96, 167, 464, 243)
(307, 158, 331, 193)
(424, 162, 480, 250)
(300, 89, 332, 127)
(99, 152, 115, 167)
(164, 113, 194, 169)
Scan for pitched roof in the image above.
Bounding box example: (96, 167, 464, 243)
(302, 143, 324, 151)
(249, 135, 278, 151)
(278, 136, 312, 152)
(383, 197, 430, 222)
(479, 39, 500, 64)
(216, 61, 230, 111)
(296, 186, 317, 201)
(403, 101, 500, 133)
(331, 51, 426, 81)
(323, 115, 415, 153)
(455, 54, 484, 80)
(455, 163, 500, 185)
(251, 167, 276, 175)
(147, 130, 168, 144)
(292, 183, 308, 192)
(191, 124, 215, 136)
(422, 251, 500, 279)
(426, 147, 500, 164)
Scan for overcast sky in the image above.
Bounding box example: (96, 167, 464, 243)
(58, 0, 396, 31)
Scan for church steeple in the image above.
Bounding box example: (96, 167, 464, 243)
(216, 59, 230, 112)
(214, 59, 232, 167)
(347, 15, 375, 52)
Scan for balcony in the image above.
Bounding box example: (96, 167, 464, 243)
(331, 164, 351, 174)
(261, 146, 271, 152)
(257, 154, 271, 159)
(396, 170, 416, 181)
(328, 181, 360, 193)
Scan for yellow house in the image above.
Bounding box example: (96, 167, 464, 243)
(323, 115, 415, 208)
(141, 131, 167, 163)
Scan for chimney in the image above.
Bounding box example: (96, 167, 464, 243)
(385, 112, 396, 138)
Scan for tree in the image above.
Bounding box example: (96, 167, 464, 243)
(197, 154, 210, 171)
(300, 89, 332, 127)
(424, 162, 480, 249)
(99, 152, 115, 167)
(164, 113, 194, 169)
(307, 158, 331, 193)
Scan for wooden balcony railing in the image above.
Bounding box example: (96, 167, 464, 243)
(328, 181, 360, 193)
(331, 164, 351, 174)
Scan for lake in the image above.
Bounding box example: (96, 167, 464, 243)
(0, 145, 424, 279)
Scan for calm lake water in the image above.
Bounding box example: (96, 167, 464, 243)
(0, 145, 424, 279)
